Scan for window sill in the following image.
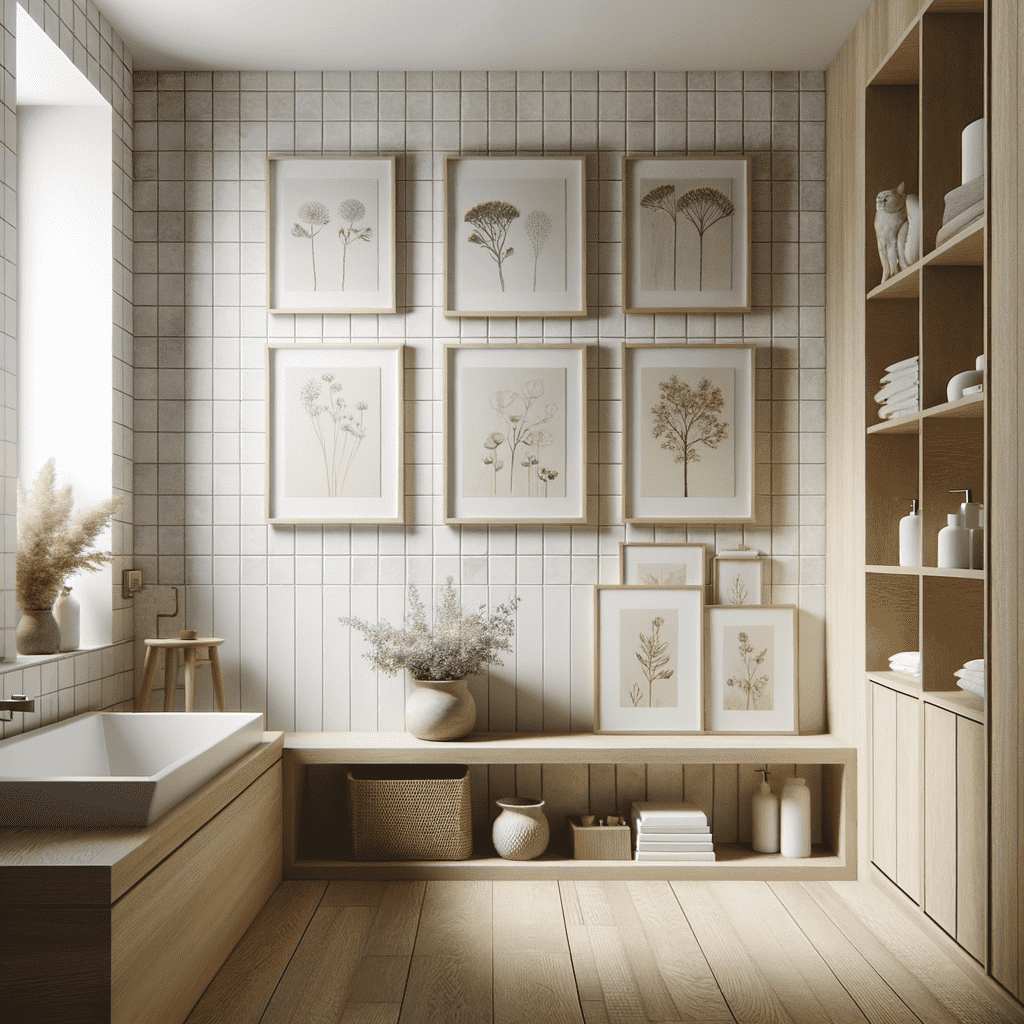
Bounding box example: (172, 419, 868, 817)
(0, 639, 131, 676)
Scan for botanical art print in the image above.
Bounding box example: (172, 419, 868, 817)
(641, 366, 736, 498)
(623, 342, 755, 523)
(620, 608, 678, 708)
(619, 542, 707, 589)
(444, 344, 586, 524)
(706, 604, 797, 733)
(723, 625, 774, 711)
(267, 156, 396, 314)
(291, 367, 379, 498)
(444, 156, 586, 317)
(461, 368, 566, 499)
(265, 344, 404, 525)
(713, 554, 763, 606)
(594, 585, 703, 734)
(623, 156, 751, 313)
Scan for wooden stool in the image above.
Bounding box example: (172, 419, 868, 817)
(135, 638, 227, 712)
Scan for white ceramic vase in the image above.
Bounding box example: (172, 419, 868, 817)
(492, 797, 550, 860)
(405, 678, 476, 741)
(54, 586, 81, 652)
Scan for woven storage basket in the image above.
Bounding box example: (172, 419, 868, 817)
(570, 818, 632, 860)
(346, 764, 472, 861)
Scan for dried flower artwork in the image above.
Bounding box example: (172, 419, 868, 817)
(341, 577, 521, 681)
(16, 458, 124, 611)
(619, 608, 679, 709)
(724, 626, 774, 711)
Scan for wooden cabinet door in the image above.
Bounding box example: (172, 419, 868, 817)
(872, 683, 897, 880)
(956, 716, 986, 962)
(924, 704, 957, 937)
(895, 692, 921, 903)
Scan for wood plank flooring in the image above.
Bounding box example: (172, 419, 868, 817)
(185, 880, 1024, 1024)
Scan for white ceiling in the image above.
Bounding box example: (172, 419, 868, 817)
(97, 0, 872, 72)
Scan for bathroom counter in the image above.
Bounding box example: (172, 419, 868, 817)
(0, 731, 283, 905)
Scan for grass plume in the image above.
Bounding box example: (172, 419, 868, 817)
(16, 458, 125, 610)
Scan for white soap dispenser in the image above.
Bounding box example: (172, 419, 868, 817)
(949, 488, 983, 531)
(899, 499, 921, 567)
(751, 767, 780, 854)
(780, 777, 812, 858)
(937, 513, 969, 569)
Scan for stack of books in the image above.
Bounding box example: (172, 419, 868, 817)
(631, 801, 715, 862)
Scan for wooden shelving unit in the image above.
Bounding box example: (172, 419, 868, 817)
(282, 732, 857, 881)
(862, 0, 989, 965)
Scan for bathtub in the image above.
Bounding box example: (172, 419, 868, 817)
(0, 711, 264, 827)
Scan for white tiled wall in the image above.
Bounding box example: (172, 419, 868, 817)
(0, 0, 134, 737)
(132, 68, 827, 745)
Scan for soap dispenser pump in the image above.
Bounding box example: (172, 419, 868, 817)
(751, 767, 780, 854)
(899, 499, 921, 567)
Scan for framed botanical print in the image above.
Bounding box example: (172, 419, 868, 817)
(619, 542, 707, 587)
(622, 155, 752, 313)
(443, 155, 587, 317)
(706, 604, 798, 734)
(443, 344, 588, 524)
(713, 553, 764, 605)
(266, 155, 397, 314)
(622, 342, 755, 524)
(594, 585, 705, 734)
(265, 343, 404, 524)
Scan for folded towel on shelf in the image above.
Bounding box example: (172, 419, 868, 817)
(889, 652, 921, 676)
(883, 355, 919, 376)
(962, 658, 985, 672)
(955, 668, 985, 684)
(879, 400, 920, 420)
(956, 673, 985, 698)
(942, 175, 985, 226)
(935, 200, 985, 248)
(875, 382, 919, 407)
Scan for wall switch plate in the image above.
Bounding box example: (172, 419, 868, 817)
(122, 569, 143, 598)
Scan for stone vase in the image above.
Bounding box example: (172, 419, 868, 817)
(492, 797, 550, 861)
(405, 678, 476, 741)
(16, 607, 61, 655)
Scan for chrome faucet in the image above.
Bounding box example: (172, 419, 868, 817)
(0, 695, 36, 722)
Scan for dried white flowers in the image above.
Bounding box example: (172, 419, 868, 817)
(341, 577, 521, 681)
(16, 458, 124, 611)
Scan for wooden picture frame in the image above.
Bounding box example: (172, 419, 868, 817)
(622, 342, 756, 524)
(443, 344, 588, 524)
(622, 155, 752, 313)
(443, 155, 587, 317)
(619, 542, 707, 587)
(264, 343, 404, 524)
(594, 584, 705, 734)
(713, 553, 764, 605)
(706, 604, 798, 734)
(266, 155, 397, 314)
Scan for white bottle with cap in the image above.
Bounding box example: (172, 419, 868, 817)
(938, 513, 969, 569)
(899, 499, 921, 567)
(949, 488, 984, 569)
(751, 768, 780, 854)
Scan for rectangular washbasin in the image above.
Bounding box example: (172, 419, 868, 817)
(0, 711, 264, 827)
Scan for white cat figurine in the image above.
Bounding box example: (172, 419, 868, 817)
(875, 182, 908, 281)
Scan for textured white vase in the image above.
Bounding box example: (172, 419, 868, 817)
(780, 778, 812, 858)
(405, 678, 476, 741)
(492, 797, 550, 860)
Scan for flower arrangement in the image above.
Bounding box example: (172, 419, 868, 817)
(16, 458, 125, 610)
(341, 577, 521, 681)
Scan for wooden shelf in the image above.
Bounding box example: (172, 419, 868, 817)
(865, 219, 985, 301)
(282, 733, 857, 882)
(865, 565, 985, 580)
(284, 731, 855, 764)
(867, 670, 922, 697)
(284, 844, 847, 882)
(867, 392, 984, 435)
(923, 689, 985, 724)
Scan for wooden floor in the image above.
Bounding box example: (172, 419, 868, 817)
(185, 879, 1024, 1024)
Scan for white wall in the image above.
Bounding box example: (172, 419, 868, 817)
(132, 69, 828, 746)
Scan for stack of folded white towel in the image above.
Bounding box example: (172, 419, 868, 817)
(875, 356, 920, 421)
(955, 658, 985, 698)
(889, 651, 921, 678)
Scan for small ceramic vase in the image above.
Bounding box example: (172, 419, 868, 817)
(492, 797, 550, 860)
(16, 607, 61, 655)
(54, 586, 81, 652)
(405, 678, 476, 741)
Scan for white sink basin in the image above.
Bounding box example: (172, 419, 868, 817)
(0, 711, 264, 827)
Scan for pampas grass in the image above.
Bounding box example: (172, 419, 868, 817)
(16, 458, 125, 611)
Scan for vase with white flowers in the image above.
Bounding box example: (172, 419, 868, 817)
(340, 577, 520, 741)
(15, 458, 124, 655)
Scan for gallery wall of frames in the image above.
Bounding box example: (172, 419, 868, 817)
(131, 66, 827, 793)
